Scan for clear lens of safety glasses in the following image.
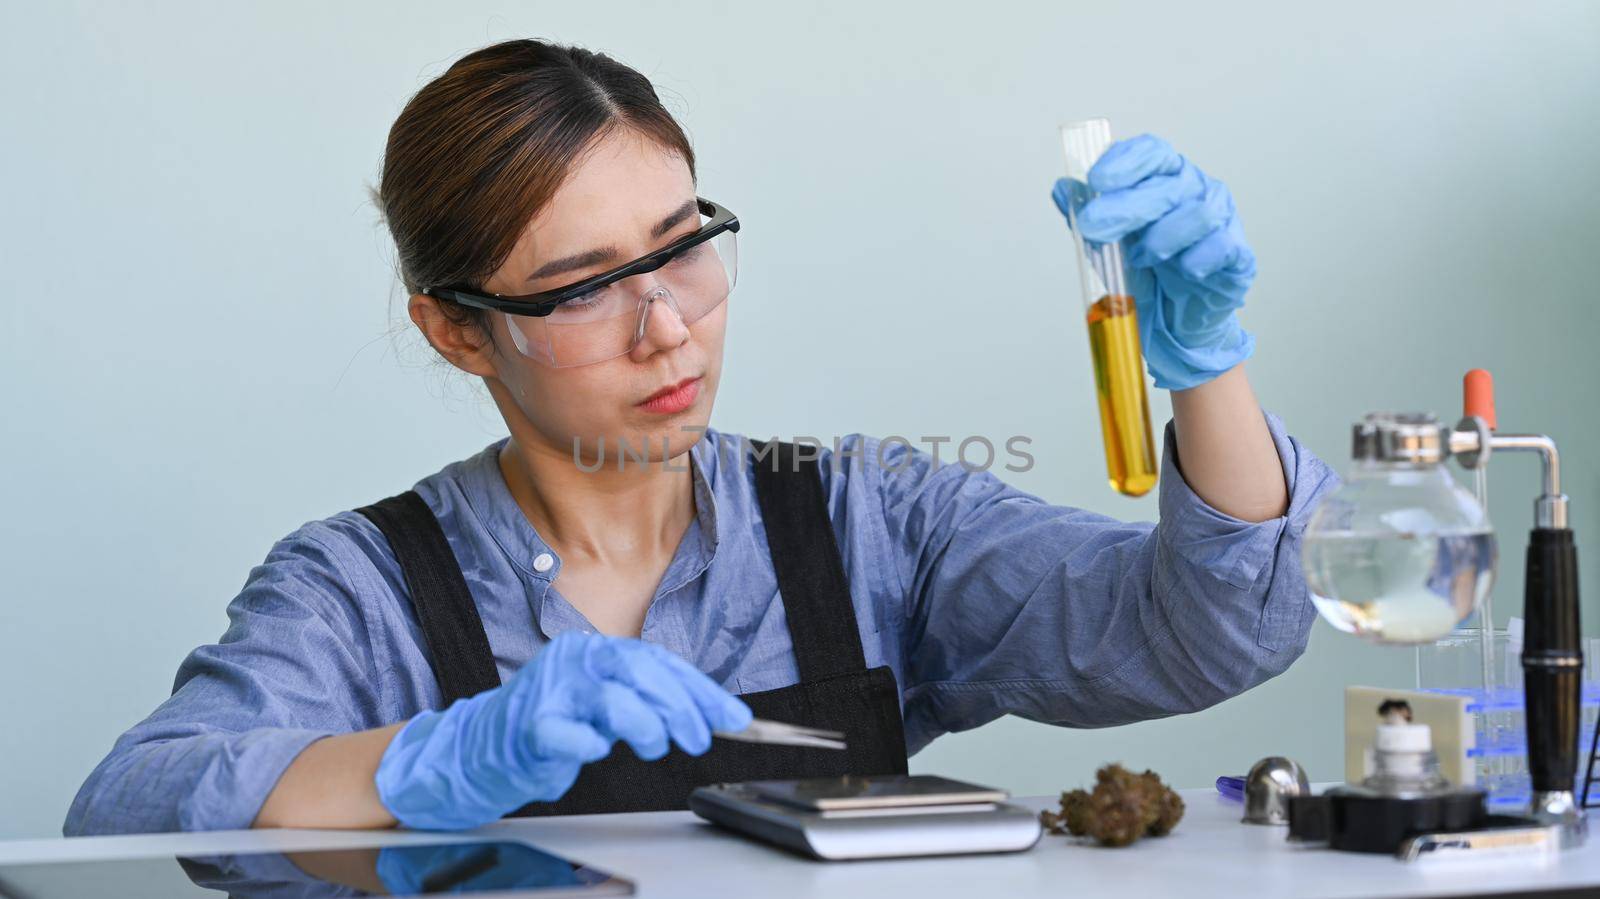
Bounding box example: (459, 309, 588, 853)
(504, 228, 738, 367)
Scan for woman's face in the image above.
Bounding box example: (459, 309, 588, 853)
(443, 129, 727, 466)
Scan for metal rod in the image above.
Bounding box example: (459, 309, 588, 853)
(1487, 434, 1566, 530)
(1450, 425, 1568, 530)
(1475, 465, 1496, 709)
(1489, 433, 1561, 498)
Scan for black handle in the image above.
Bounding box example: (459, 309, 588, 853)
(1523, 527, 1582, 794)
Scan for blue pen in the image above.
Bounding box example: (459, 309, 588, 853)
(1215, 775, 1246, 803)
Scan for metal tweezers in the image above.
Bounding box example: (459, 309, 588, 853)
(714, 718, 848, 751)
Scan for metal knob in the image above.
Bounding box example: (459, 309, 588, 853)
(1243, 757, 1311, 826)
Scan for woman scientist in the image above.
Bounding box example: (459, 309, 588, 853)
(66, 39, 1335, 835)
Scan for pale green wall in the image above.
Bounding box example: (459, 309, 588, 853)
(3, 0, 1597, 839)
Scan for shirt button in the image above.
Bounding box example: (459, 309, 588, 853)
(533, 553, 555, 573)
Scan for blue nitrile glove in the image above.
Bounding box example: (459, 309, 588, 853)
(1051, 134, 1257, 391)
(374, 631, 753, 831)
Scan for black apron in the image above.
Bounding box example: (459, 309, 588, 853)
(355, 440, 909, 815)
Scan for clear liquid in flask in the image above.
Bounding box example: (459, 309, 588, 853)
(1303, 530, 1497, 644)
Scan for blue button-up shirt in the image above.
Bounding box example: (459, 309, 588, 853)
(65, 413, 1336, 835)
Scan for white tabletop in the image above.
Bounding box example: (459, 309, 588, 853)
(2, 791, 1598, 898)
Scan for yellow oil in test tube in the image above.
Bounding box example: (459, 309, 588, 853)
(1061, 119, 1158, 497)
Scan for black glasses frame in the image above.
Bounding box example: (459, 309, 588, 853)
(422, 198, 740, 319)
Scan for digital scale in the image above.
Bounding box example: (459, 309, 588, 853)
(688, 775, 1043, 860)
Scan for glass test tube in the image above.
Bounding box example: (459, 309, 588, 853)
(1060, 118, 1158, 497)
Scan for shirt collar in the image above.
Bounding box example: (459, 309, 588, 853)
(454, 432, 723, 584)
(688, 432, 722, 556)
(653, 433, 723, 596)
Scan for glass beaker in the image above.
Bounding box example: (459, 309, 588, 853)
(1059, 118, 1158, 497)
(1417, 628, 1600, 808)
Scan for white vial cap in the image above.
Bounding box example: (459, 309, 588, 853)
(1375, 722, 1432, 753)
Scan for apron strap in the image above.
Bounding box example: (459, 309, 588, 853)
(356, 440, 868, 704)
(749, 440, 870, 681)
(355, 491, 502, 703)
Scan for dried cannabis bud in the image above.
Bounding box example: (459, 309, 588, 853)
(1061, 788, 1093, 836)
(1039, 807, 1064, 834)
(1039, 764, 1185, 847)
(1143, 770, 1186, 837)
(1038, 788, 1092, 835)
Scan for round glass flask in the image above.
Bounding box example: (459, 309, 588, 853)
(1302, 415, 1498, 644)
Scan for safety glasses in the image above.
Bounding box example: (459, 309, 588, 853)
(424, 198, 740, 367)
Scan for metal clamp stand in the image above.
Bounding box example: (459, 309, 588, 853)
(1358, 413, 1583, 846)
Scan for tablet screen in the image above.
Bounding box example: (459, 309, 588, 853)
(0, 840, 632, 898)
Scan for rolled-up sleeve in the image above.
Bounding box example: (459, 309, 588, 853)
(64, 525, 383, 836)
(882, 410, 1338, 753)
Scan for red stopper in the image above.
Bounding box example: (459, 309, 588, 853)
(1463, 369, 1496, 431)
